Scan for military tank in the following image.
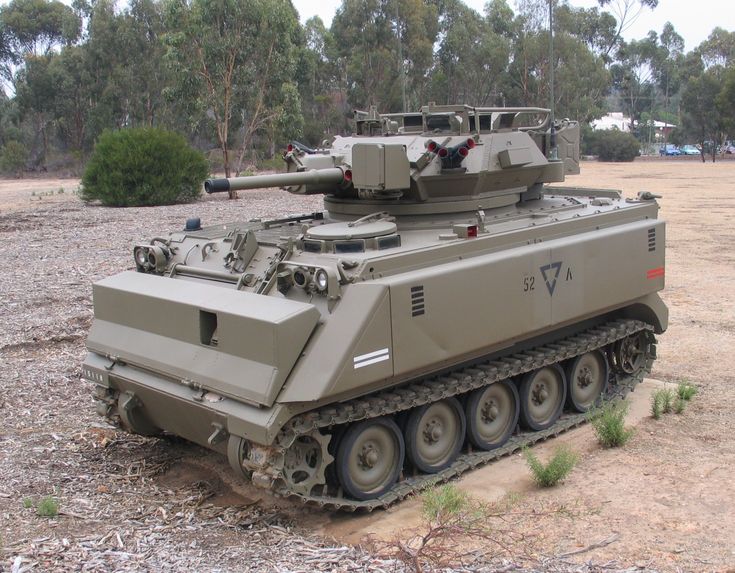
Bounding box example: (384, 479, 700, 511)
(83, 104, 667, 510)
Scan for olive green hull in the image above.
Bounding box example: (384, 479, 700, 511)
(84, 202, 666, 450)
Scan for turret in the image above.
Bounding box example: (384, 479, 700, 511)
(204, 104, 580, 218)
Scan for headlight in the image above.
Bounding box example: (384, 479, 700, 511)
(134, 246, 148, 267)
(134, 244, 169, 272)
(147, 246, 168, 271)
(293, 268, 310, 287)
(315, 269, 328, 292)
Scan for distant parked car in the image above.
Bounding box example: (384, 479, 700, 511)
(659, 144, 681, 156)
(680, 145, 700, 155)
(723, 144, 735, 154)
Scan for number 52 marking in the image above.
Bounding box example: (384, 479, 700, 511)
(523, 276, 535, 292)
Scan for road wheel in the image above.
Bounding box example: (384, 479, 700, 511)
(465, 380, 519, 451)
(518, 365, 566, 431)
(405, 398, 465, 473)
(227, 435, 251, 480)
(565, 350, 608, 412)
(336, 417, 404, 501)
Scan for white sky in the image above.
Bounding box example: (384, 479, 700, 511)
(291, 0, 733, 52)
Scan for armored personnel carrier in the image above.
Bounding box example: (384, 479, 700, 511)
(83, 104, 667, 510)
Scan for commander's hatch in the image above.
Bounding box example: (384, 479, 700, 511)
(301, 214, 401, 255)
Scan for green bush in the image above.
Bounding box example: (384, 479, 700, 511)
(584, 129, 640, 162)
(677, 382, 698, 401)
(36, 496, 59, 517)
(81, 128, 208, 207)
(674, 397, 686, 414)
(523, 445, 578, 487)
(651, 391, 663, 419)
(651, 388, 675, 419)
(588, 401, 635, 448)
(0, 140, 28, 176)
(422, 484, 469, 522)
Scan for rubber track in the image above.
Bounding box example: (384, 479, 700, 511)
(274, 319, 655, 512)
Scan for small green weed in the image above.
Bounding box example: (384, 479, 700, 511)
(422, 484, 469, 522)
(651, 392, 663, 419)
(674, 397, 686, 414)
(36, 496, 59, 518)
(677, 382, 698, 401)
(523, 445, 578, 487)
(652, 388, 674, 418)
(588, 401, 635, 448)
(22, 497, 33, 509)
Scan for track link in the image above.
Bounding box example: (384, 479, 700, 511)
(273, 319, 656, 511)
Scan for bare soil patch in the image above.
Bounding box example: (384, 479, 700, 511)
(1, 161, 733, 572)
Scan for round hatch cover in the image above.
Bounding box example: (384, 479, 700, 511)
(307, 220, 397, 240)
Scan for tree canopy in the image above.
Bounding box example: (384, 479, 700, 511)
(0, 0, 733, 175)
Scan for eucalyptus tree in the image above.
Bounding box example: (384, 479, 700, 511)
(492, 0, 608, 122)
(331, 0, 438, 112)
(681, 70, 724, 162)
(430, 0, 510, 106)
(697, 27, 735, 70)
(652, 22, 684, 143)
(0, 0, 81, 57)
(164, 0, 303, 192)
(299, 16, 348, 144)
(610, 32, 659, 131)
(595, 0, 658, 58)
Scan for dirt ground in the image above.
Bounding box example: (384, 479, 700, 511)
(0, 160, 733, 572)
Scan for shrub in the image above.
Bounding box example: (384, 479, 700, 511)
(659, 389, 674, 413)
(584, 129, 640, 162)
(36, 496, 59, 517)
(422, 484, 469, 522)
(652, 388, 675, 418)
(677, 382, 698, 401)
(0, 140, 28, 176)
(22, 497, 33, 509)
(651, 392, 663, 419)
(588, 401, 635, 448)
(80, 128, 208, 207)
(674, 397, 686, 414)
(523, 445, 578, 487)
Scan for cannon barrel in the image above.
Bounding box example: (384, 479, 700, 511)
(205, 167, 347, 194)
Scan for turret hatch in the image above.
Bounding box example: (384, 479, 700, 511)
(302, 218, 401, 254)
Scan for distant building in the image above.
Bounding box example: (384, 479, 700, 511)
(592, 112, 631, 132)
(591, 112, 675, 141)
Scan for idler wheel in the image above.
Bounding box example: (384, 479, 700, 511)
(405, 398, 465, 473)
(465, 381, 519, 451)
(565, 350, 608, 412)
(518, 365, 566, 431)
(226, 435, 251, 480)
(613, 332, 648, 375)
(117, 391, 160, 436)
(336, 417, 404, 501)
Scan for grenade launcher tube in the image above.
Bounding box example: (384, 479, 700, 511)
(205, 167, 347, 194)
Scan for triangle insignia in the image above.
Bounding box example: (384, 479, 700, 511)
(540, 261, 563, 296)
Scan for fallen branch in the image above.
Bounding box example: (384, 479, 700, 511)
(557, 533, 620, 558)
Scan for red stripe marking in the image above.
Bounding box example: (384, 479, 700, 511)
(647, 267, 665, 279)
